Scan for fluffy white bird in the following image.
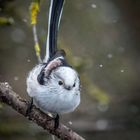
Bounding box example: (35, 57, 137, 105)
(26, 0, 81, 128)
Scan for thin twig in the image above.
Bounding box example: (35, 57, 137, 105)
(32, 25, 42, 63)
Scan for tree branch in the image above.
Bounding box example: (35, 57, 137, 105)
(0, 82, 85, 140)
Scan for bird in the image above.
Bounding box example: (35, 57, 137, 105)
(26, 0, 81, 129)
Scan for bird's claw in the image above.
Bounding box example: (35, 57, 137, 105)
(26, 98, 33, 118)
(54, 114, 59, 129)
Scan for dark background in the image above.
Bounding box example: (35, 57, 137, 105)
(0, 0, 140, 140)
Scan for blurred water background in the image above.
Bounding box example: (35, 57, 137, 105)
(0, 0, 140, 140)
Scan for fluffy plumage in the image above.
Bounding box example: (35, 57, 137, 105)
(27, 64, 80, 114)
(26, 0, 81, 116)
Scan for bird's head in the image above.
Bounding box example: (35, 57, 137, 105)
(37, 57, 80, 94)
(49, 66, 80, 92)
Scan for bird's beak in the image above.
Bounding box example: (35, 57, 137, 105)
(65, 86, 72, 91)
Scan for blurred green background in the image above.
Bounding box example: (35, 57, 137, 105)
(0, 0, 140, 140)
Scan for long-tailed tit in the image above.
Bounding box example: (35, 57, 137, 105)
(26, 0, 81, 128)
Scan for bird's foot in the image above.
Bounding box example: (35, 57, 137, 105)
(54, 114, 59, 129)
(26, 98, 33, 118)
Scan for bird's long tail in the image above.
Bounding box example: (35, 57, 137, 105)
(44, 0, 65, 62)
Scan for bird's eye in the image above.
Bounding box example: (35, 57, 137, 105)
(58, 81, 63, 85)
(73, 83, 76, 87)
